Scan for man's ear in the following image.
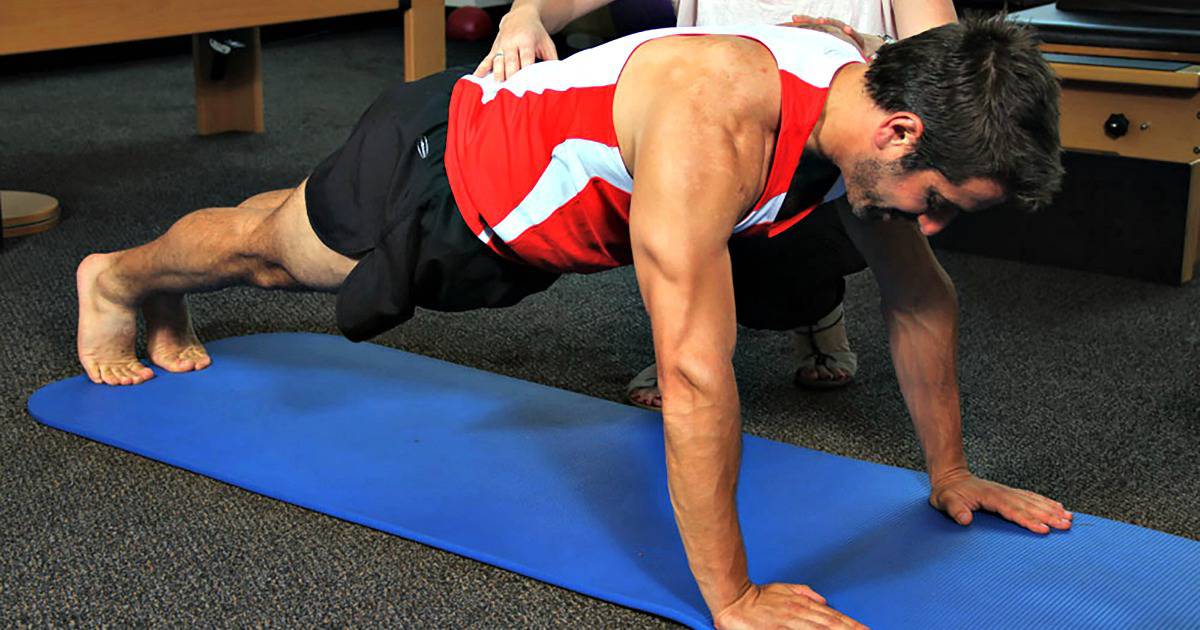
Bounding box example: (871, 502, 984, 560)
(872, 112, 923, 157)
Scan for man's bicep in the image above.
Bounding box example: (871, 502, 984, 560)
(627, 121, 744, 371)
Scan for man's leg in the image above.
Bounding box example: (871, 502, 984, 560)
(76, 179, 356, 385)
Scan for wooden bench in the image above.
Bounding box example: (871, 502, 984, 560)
(0, 0, 447, 135)
(0, 1, 447, 242)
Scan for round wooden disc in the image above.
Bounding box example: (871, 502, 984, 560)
(2, 190, 61, 238)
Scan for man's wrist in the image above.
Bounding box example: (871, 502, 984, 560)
(706, 575, 755, 619)
(928, 462, 971, 487)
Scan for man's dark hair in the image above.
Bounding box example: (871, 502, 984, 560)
(865, 16, 1063, 211)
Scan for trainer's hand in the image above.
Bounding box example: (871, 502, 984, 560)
(474, 5, 558, 82)
(785, 15, 887, 59)
(714, 583, 868, 630)
(929, 469, 1074, 534)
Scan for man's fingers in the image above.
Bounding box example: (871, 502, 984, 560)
(989, 492, 1071, 529)
(787, 584, 826, 604)
(784, 607, 841, 630)
(1000, 504, 1051, 534)
(937, 494, 974, 525)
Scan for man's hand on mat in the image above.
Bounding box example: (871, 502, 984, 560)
(475, 4, 558, 81)
(929, 469, 1073, 534)
(714, 583, 868, 629)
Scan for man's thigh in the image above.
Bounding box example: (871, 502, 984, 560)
(255, 179, 357, 292)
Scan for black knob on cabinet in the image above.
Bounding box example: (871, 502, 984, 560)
(1104, 113, 1130, 138)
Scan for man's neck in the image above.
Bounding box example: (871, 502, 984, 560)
(808, 63, 872, 169)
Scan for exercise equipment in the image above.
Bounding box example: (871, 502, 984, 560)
(28, 333, 1200, 628)
(446, 7, 494, 42)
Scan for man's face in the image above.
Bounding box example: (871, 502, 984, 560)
(844, 157, 1005, 236)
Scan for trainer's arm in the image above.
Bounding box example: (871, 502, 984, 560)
(509, 0, 612, 34)
(838, 206, 1072, 534)
(892, 0, 958, 39)
(476, 0, 613, 79)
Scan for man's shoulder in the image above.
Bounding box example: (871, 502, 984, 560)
(642, 35, 781, 123)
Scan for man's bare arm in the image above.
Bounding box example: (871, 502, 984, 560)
(838, 205, 1072, 533)
(623, 37, 864, 629)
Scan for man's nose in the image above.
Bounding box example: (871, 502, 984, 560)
(917, 209, 958, 236)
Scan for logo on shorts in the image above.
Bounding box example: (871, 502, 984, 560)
(416, 136, 430, 159)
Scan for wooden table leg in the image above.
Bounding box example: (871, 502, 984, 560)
(405, 0, 446, 82)
(193, 27, 264, 135)
(1183, 163, 1200, 284)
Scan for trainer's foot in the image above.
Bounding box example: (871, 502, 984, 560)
(626, 363, 663, 410)
(144, 293, 211, 373)
(76, 253, 155, 386)
(793, 302, 857, 390)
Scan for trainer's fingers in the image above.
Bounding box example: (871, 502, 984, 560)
(538, 35, 559, 61)
(491, 49, 508, 82)
(504, 45, 522, 81)
(518, 45, 535, 73)
(474, 46, 498, 77)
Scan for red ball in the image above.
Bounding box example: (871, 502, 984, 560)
(446, 7, 495, 42)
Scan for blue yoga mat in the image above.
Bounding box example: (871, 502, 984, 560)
(29, 333, 1200, 628)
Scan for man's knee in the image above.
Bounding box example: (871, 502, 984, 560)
(238, 189, 292, 210)
(250, 182, 354, 291)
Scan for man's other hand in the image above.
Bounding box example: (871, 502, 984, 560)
(930, 469, 1074, 534)
(714, 583, 868, 630)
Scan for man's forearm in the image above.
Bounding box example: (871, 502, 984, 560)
(660, 364, 751, 616)
(884, 277, 969, 481)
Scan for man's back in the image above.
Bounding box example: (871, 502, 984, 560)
(445, 26, 864, 273)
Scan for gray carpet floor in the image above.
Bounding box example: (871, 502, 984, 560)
(2, 16, 1197, 628)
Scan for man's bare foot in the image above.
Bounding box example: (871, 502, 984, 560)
(76, 253, 155, 386)
(144, 293, 211, 374)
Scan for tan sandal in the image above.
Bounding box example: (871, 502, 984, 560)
(793, 302, 857, 390)
(625, 363, 662, 410)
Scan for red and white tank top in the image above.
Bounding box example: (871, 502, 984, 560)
(445, 25, 864, 273)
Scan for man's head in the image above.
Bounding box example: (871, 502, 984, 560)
(843, 16, 1062, 235)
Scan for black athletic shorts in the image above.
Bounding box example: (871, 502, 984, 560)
(306, 68, 559, 342)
